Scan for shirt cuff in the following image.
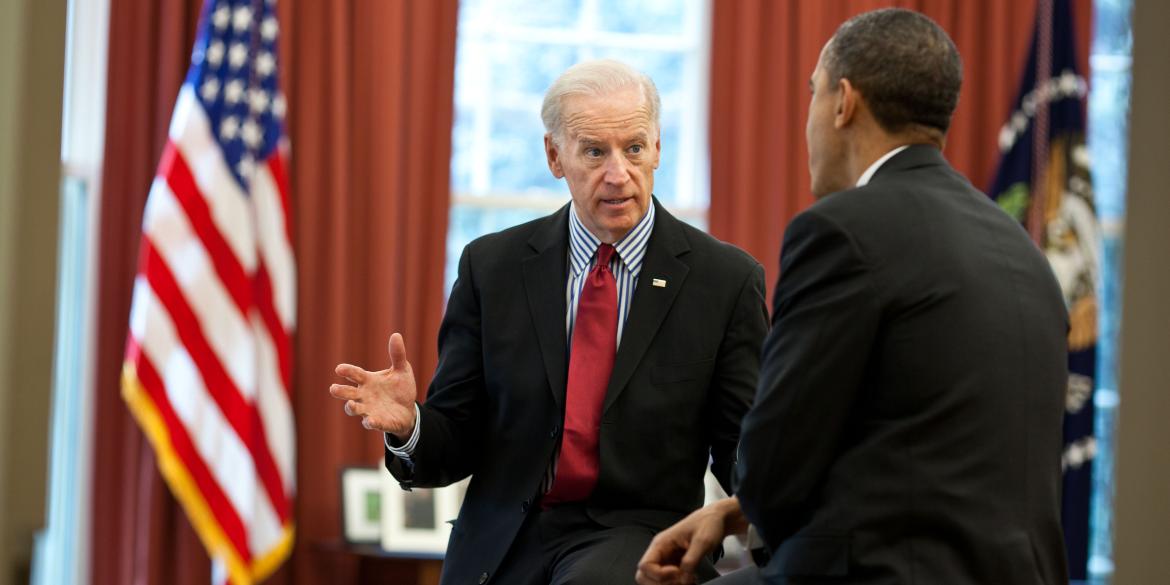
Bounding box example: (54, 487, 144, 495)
(384, 403, 421, 462)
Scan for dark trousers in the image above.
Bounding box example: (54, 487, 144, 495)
(707, 567, 759, 585)
(490, 503, 719, 585)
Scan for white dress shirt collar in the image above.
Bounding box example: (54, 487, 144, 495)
(856, 145, 910, 187)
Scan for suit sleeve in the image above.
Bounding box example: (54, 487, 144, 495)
(385, 244, 487, 489)
(734, 209, 881, 550)
(708, 261, 769, 495)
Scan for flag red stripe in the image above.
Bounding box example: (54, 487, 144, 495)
(265, 153, 294, 245)
(142, 238, 292, 522)
(126, 340, 253, 562)
(253, 261, 293, 393)
(160, 143, 253, 318)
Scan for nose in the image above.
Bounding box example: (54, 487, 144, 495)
(602, 152, 631, 186)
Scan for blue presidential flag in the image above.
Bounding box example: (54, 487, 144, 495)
(988, 0, 1099, 578)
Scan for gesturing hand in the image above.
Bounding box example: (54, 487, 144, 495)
(330, 332, 418, 441)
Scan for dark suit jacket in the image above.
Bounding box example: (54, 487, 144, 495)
(387, 199, 768, 585)
(736, 145, 1069, 585)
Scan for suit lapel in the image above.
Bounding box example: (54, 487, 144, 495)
(522, 205, 571, 410)
(603, 202, 690, 414)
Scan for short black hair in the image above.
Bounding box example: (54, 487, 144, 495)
(823, 8, 962, 135)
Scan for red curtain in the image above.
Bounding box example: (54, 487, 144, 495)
(87, 0, 457, 583)
(709, 0, 1092, 300)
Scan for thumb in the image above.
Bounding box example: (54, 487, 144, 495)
(388, 332, 409, 371)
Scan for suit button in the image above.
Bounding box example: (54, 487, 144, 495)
(478, 572, 489, 584)
(521, 499, 530, 513)
(549, 425, 559, 438)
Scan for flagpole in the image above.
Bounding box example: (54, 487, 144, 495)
(1029, 0, 1055, 245)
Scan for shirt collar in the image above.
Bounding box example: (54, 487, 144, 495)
(568, 201, 656, 277)
(856, 145, 910, 187)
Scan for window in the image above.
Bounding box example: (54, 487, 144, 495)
(446, 0, 711, 291)
(1086, 0, 1132, 581)
(32, 0, 108, 582)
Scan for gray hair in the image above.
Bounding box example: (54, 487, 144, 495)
(540, 59, 661, 145)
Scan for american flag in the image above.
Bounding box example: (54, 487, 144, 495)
(121, 0, 296, 583)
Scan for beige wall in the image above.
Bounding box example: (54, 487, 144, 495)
(1112, 0, 1170, 582)
(0, 0, 66, 582)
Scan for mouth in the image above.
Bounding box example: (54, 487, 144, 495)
(600, 197, 633, 208)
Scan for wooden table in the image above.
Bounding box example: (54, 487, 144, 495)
(315, 542, 444, 584)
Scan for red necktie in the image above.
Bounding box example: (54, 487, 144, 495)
(544, 243, 618, 505)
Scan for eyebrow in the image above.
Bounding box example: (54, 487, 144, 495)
(576, 132, 650, 146)
(625, 132, 649, 144)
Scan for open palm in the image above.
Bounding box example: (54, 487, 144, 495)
(330, 332, 418, 440)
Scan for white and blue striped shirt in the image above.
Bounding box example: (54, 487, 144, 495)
(389, 203, 657, 466)
(566, 201, 655, 347)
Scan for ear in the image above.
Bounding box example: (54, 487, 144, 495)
(835, 77, 857, 129)
(545, 134, 565, 178)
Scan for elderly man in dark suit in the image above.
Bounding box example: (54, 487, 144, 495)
(330, 59, 768, 585)
(637, 9, 1069, 585)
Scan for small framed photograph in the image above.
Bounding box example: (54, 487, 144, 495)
(381, 469, 458, 555)
(340, 467, 384, 544)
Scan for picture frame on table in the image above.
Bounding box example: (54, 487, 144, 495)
(340, 466, 384, 544)
(380, 471, 471, 556)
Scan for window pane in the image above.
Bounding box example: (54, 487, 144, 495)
(488, 106, 566, 195)
(595, 0, 687, 36)
(654, 112, 682, 205)
(1086, 0, 1133, 580)
(482, 0, 583, 30)
(490, 42, 580, 97)
(591, 48, 687, 96)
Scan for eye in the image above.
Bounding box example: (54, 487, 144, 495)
(628, 144, 643, 155)
(585, 147, 603, 157)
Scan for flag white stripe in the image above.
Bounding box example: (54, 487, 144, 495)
(251, 162, 296, 330)
(251, 313, 295, 493)
(142, 178, 258, 401)
(247, 456, 286, 554)
(169, 87, 258, 273)
(131, 278, 283, 540)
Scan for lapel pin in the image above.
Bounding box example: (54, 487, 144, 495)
(652, 278, 667, 288)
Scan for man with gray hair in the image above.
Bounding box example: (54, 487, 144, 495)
(331, 59, 768, 584)
(637, 8, 1068, 585)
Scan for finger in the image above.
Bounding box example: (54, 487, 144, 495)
(329, 383, 361, 400)
(637, 539, 667, 568)
(637, 542, 678, 580)
(637, 564, 682, 585)
(344, 400, 366, 417)
(678, 533, 716, 574)
(634, 568, 661, 585)
(335, 363, 369, 384)
(388, 333, 409, 371)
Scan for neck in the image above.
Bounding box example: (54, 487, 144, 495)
(846, 125, 944, 183)
(847, 138, 906, 183)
